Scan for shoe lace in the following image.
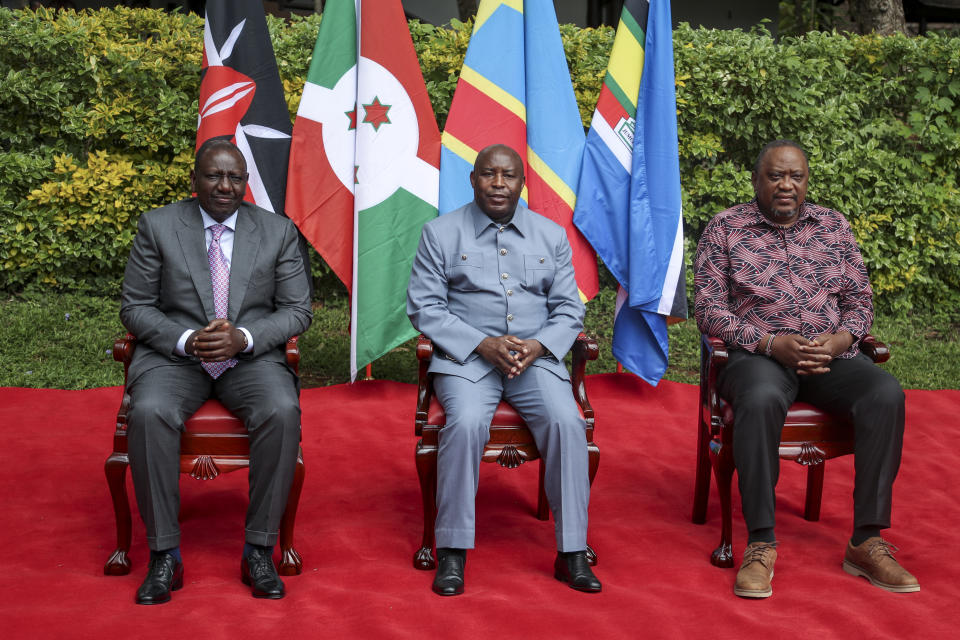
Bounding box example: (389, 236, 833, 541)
(866, 538, 899, 560)
(247, 552, 275, 579)
(147, 554, 174, 579)
(742, 542, 777, 568)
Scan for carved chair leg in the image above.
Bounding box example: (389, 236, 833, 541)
(692, 418, 712, 524)
(278, 451, 305, 576)
(710, 446, 735, 568)
(804, 462, 825, 522)
(413, 439, 438, 570)
(536, 459, 550, 521)
(104, 453, 132, 575)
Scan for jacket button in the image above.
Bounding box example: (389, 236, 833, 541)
(506, 289, 513, 296)
(461, 254, 467, 260)
(500, 248, 507, 255)
(539, 257, 545, 263)
(507, 314, 514, 321)
(501, 273, 509, 280)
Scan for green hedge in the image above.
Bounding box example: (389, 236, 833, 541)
(1, 8, 958, 311)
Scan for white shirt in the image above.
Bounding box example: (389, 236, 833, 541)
(175, 208, 254, 356)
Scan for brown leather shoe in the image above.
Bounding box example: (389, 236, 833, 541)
(734, 542, 777, 598)
(843, 537, 919, 593)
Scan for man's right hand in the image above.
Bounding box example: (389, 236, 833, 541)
(476, 335, 525, 376)
(769, 334, 833, 375)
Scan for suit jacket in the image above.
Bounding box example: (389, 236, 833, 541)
(120, 198, 313, 385)
(406, 201, 584, 382)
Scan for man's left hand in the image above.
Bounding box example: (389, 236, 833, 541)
(191, 319, 245, 362)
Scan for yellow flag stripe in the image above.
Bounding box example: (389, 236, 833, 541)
(474, 0, 523, 31)
(606, 18, 645, 112)
(459, 66, 527, 121)
(527, 146, 577, 210)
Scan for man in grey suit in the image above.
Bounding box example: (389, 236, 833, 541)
(407, 144, 601, 596)
(120, 139, 312, 604)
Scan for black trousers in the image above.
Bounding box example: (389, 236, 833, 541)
(717, 350, 905, 534)
(126, 359, 302, 551)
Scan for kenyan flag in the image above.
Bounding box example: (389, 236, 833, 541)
(285, 0, 440, 380)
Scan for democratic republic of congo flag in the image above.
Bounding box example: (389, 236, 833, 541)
(573, 0, 686, 386)
(285, 0, 441, 380)
(439, 0, 598, 301)
(197, 0, 292, 215)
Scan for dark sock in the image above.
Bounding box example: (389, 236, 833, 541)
(152, 547, 181, 563)
(851, 526, 882, 546)
(747, 527, 776, 544)
(243, 543, 273, 559)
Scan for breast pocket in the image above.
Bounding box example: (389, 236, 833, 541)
(523, 253, 555, 294)
(445, 252, 485, 292)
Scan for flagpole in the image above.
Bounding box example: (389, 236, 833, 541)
(348, 0, 362, 382)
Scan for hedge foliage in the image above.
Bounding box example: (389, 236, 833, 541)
(1, 8, 958, 311)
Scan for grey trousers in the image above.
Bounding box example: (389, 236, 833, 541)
(717, 350, 905, 535)
(433, 365, 590, 552)
(126, 359, 302, 551)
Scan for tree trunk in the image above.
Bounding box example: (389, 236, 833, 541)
(457, 0, 479, 22)
(849, 0, 907, 34)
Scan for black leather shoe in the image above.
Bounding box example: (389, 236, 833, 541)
(241, 547, 285, 599)
(554, 551, 602, 592)
(135, 553, 184, 605)
(432, 548, 466, 596)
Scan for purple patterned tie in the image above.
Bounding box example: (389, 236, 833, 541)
(201, 223, 238, 379)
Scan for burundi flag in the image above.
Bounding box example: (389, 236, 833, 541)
(197, 0, 292, 214)
(285, 0, 441, 380)
(439, 0, 598, 301)
(572, 0, 686, 386)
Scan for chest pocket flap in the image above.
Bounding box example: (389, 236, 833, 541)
(446, 251, 484, 291)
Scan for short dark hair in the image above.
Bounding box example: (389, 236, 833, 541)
(753, 139, 808, 173)
(473, 143, 524, 177)
(194, 137, 245, 174)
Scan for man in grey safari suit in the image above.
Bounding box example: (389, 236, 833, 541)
(120, 139, 312, 604)
(407, 144, 601, 596)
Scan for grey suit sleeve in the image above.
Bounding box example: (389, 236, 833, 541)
(537, 230, 584, 362)
(120, 213, 191, 356)
(406, 222, 487, 362)
(242, 218, 313, 353)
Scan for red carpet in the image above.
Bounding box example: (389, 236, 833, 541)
(0, 374, 957, 638)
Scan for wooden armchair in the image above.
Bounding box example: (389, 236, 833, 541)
(692, 334, 890, 567)
(413, 333, 600, 570)
(104, 334, 305, 576)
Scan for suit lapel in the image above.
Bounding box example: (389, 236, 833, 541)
(228, 205, 261, 321)
(176, 202, 216, 320)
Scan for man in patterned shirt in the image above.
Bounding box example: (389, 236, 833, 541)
(694, 139, 919, 598)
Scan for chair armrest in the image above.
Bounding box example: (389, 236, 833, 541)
(570, 333, 598, 425)
(285, 336, 300, 374)
(114, 334, 136, 386)
(860, 334, 890, 364)
(701, 335, 729, 435)
(415, 335, 434, 434)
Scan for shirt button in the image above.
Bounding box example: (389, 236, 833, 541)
(507, 314, 514, 321)
(501, 273, 509, 280)
(461, 254, 467, 260)
(498, 226, 505, 233)
(506, 289, 513, 296)
(500, 248, 507, 256)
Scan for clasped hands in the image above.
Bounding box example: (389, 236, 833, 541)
(769, 331, 854, 375)
(476, 334, 545, 379)
(185, 318, 245, 362)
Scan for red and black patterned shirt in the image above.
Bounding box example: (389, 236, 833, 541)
(694, 200, 873, 358)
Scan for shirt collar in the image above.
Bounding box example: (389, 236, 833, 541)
(469, 201, 529, 238)
(199, 207, 238, 232)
